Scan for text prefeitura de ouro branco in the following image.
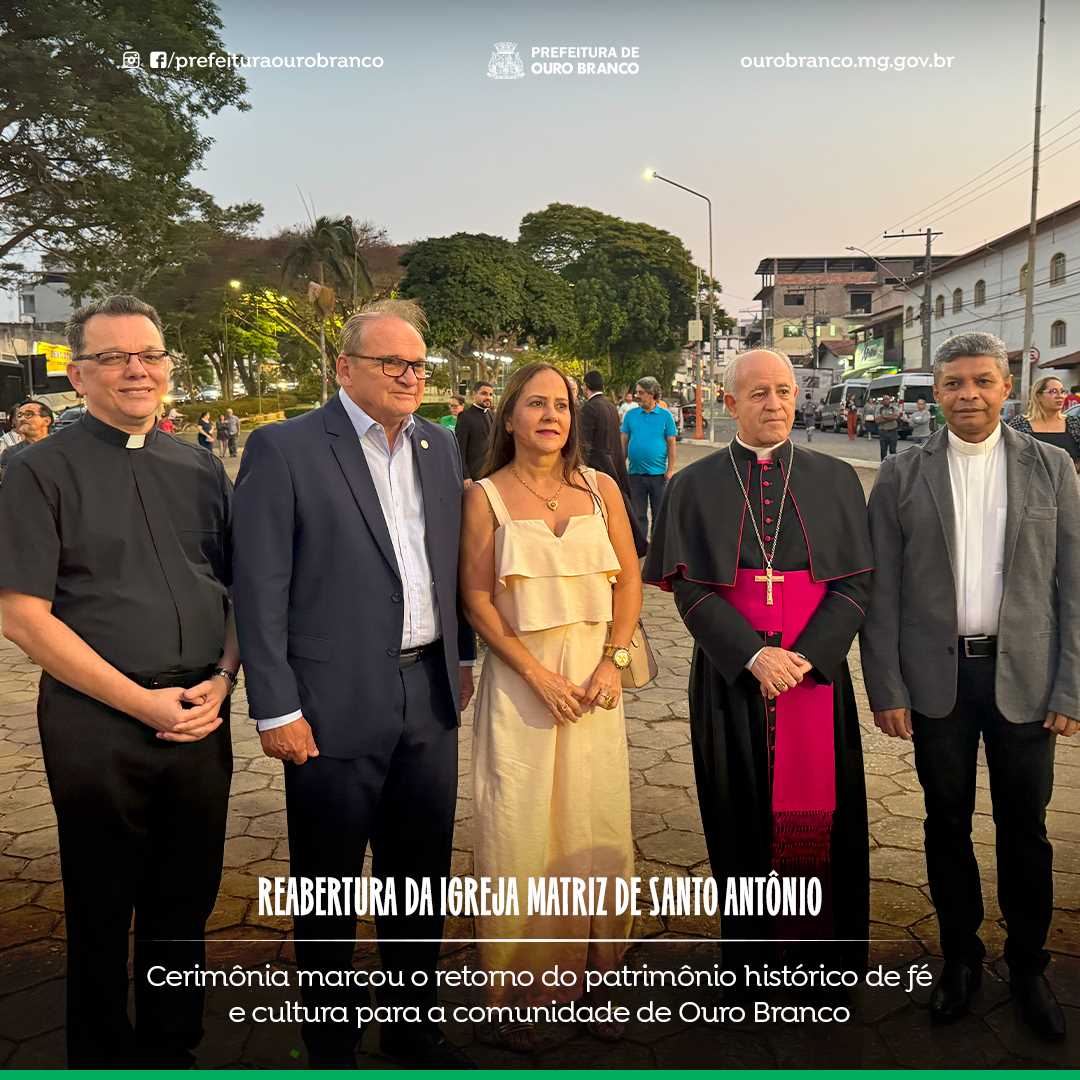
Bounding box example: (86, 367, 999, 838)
(257, 874, 822, 919)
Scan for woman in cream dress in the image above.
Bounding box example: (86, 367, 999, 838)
(460, 363, 641, 1051)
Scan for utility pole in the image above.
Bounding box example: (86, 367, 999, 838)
(1021, 0, 1047, 402)
(884, 228, 942, 371)
(705, 201, 716, 446)
(797, 284, 827, 368)
(693, 267, 702, 434)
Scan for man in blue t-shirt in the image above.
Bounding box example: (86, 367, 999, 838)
(621, 375, 677, 541)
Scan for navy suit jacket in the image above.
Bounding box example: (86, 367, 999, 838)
(231, 395, 474, 759)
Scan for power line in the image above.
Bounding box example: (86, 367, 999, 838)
(903, 264, 1080, 316)
(859, 101, 1080, 251)
(868, 127, 1080, 258)
(901, 286, 1080, 339)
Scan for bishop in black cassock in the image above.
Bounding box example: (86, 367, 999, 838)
(644, 354, 872, 976)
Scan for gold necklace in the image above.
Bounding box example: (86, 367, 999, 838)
(511, 466, 565, 511)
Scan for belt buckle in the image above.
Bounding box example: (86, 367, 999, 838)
(963, 635, 991, 659)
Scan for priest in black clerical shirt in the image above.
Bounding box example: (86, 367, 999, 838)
(0, 296, 238, 1068)
(644, 349, 872, 980)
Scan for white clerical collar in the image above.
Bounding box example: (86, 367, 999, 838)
(735, 433, 788, 460)
(126, 433, 146, 449)
(947, 423, 1002, 457)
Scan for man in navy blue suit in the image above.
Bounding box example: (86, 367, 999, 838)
(232, 300, 475, 1068)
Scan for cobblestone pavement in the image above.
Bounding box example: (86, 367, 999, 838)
(1, 451, 1079, 1067)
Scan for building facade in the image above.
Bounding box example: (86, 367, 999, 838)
(17, 273, 74, 329)
(754, 255, 954, 365)
(881, 198, 1080, 382)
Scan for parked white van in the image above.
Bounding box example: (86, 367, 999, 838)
(819, 379, 870, 433)
(863, 372, 936, 438)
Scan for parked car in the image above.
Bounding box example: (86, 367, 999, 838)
(54, 404, 86, 432)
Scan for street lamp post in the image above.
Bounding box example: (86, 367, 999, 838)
(224, 279, 242, 403)
(644, 168, 715, 442)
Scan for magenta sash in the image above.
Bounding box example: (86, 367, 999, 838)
(722, 569, 835, 872)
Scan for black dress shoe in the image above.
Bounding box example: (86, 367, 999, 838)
(929, 960, 982, 1024)
(1011, 974, 1066, 1042)
(381, 1024, 475, 1068)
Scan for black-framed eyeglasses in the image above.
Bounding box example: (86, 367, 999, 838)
(73, 349, 175, 367)
(15, 408, 45, 419)
(344, 354, 433, 379)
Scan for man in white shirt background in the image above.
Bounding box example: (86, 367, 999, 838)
(861, 332, 1080, 1042)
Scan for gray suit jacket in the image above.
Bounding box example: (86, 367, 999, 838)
(860, 422, 1080, 724)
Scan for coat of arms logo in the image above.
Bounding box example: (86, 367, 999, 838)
(487, 42, 525, 80)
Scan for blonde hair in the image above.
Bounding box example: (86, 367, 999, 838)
(1026, 375, 1065, 422)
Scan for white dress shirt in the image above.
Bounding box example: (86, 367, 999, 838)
(256, 390, 443, 732)
(946, 424, 1007, 637)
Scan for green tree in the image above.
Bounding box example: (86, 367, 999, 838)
(518, 203, 730, 391)
(399, 232, 575, 384)
(0, 0, 252, 288)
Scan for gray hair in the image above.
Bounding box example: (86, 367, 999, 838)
(340, 298, 428, 356)
(636, 376, 662, 397)
(723, 349, 795, 397)
(67, 294, 164, 357)
(933, 332, 1010, 381)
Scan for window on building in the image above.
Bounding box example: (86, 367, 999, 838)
(849, 292, 872, 314)
(1051, 252, 1066, 286)
(886, 329, 896, 349)
(905, 306, 913, 327)
(783, 293, 805, 306)
(952, 288, 963, 313)
(934, 294, 945, 319)
(974, 279, 986, 306)
(1052, 320, 1067, 348)
(20, 293, 35, 315)
(1019, 263, 1029, 292)
(782, 324, 804, 338)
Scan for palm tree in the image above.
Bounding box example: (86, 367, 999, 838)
(282, 216, 353, 402)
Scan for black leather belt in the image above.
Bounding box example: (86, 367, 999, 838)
(124, 664, 215, 689)
(959, 635, 997, 659)
(398, 640, 442, 668)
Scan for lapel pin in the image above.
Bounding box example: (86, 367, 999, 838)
(420, 439, 429, 449)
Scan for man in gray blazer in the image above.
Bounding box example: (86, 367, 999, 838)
(861, 331, 1080, 1042)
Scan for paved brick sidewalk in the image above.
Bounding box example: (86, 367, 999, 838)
(1, 453, 1079, 1066)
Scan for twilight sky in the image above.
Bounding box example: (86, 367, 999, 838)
(13, 0, 1080, 323)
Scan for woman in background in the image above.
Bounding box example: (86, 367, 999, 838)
(197, 410, 214, 451)
(215, 413, 229, 458)
(1008, 374, 1080, 470)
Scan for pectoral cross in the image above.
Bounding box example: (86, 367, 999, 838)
(755, 566, 784, 606)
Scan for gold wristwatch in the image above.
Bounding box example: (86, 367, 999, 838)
(604, 643, 632, 670)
